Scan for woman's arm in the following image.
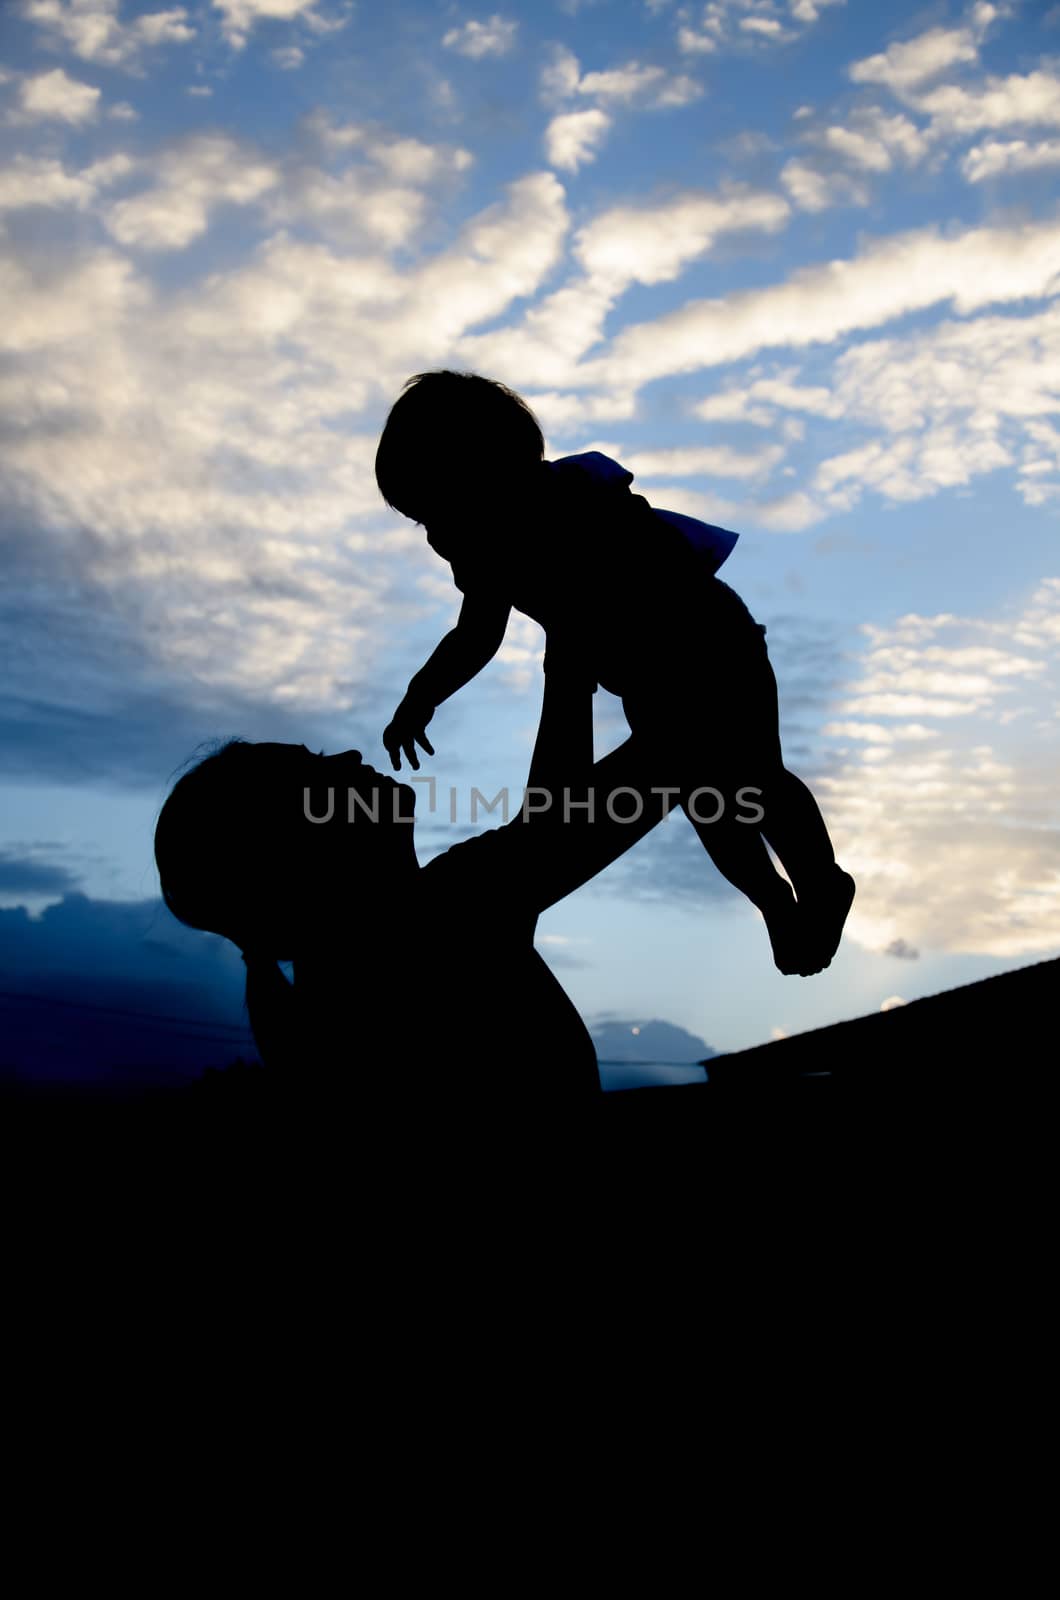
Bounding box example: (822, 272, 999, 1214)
(422, 652, 671, 920)
(516, 654, 670, 912)
(520, 731, 671, 912)
(525, 636, 596, 797)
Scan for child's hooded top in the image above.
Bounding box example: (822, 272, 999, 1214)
(546, 451, 738, 575)
(428, 449, 741, 694)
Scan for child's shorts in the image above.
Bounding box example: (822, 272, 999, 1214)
(620, 575, 783, 782)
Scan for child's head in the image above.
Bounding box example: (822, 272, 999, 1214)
(375, 370, 545, 526)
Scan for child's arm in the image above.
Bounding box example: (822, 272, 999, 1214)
(383, 590, 511, 771)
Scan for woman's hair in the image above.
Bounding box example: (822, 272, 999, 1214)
(154, 738, 298, 1075)
(375, 369, 545, 522)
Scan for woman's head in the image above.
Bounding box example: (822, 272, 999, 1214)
(154, 739, 416, 960)
(375, 369, 545, 526)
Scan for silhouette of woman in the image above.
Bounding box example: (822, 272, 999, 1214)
(154, 647, 671, 1113)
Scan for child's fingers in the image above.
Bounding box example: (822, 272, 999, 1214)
(418, 731, 435, 757)
(382, 727, 401, 770)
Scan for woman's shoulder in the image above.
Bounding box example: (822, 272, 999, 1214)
(422, 825, 544, 947)
(422, 822, 526, 883)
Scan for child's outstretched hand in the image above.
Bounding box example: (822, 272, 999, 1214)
(383, 694, 436, 771)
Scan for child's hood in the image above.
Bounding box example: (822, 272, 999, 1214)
(545, 450, 739, 574)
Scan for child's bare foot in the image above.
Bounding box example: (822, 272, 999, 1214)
(796, 866, 856, 976)
(761, 881, 803, 975)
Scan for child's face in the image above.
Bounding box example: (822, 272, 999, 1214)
(422, 460, 540, 537)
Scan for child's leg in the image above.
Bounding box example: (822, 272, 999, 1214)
(623, 586, 853, 973)
(738, 655, 854, 971)
(679, 788, 803, 976)
(621, 672, 803, 971)
(759, 764, 836, 900)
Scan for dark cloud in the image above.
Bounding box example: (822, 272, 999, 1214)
(0, 893, 254, 1084)
(602, 814, 744, 907)
(885, 938, 920, 961)
(0, 851, 81, 896)
(590, 1017, 714, 1063)
(0, 534, 394, 789)
(590, 1016, 714, 1090)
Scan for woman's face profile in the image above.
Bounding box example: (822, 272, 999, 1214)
(258, 742, 417, 828)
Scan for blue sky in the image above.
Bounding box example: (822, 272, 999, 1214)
(1, 0, 1058, 1071)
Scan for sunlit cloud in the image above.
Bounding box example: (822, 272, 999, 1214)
(442, 14, 519, 59)
(544, 108, 613, 172)
(822, 581, 1060, 958)
(18, 0, 195, 69)
(961, 137, 1060, 182)
(579, 218, 1060, 390)
(7, 67, 101, 125)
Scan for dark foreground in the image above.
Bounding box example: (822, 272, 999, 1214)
(4, 957, 1052, 1202)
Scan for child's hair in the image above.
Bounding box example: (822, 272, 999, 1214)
(375, 369, 545, 522)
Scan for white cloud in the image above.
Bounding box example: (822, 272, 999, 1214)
(823, 722, 936, 744)
(0, 155, 95, 213)
(0, 246, 149, 353)
(817, 126, 894, 172)
(0, 169, 569, 709)
(575, 188, 789, 283)
(540, 46, 703, 111)
(210, 0, 325, 50)
(0, 151, 136, 213)
(740, 15, 786, 37)
(579, 217, 1060, 390)
(820, 110, 929, 169)
(540, 43, 582, 103)
(814, 428, 1014, 504)
(821, 584, 1060, 958)
(961, 138, 1060, 181)
(780, 107, 930, 211)
(301, 112, 474, 186)
(622, 444, 786, 479)
(789, 0, 844, 20)
(521, 388, 638, 437)
(913, 71, 1060, 138)
(271, 45, 305, 69)
(442, 14, 518, 59)
(263, 121, 474, 249)
(780, 158, 869, 211)
(742, 488, 822, 530)
(677, 25, 717, 55)
(282, 180, 428, 251)
(104, 134, 280, 251)
(371, 136, 474, 184)
(848, 24, 983, 93)
(544, 109, 612, 172)
(107, 100, 139, 120)
(578, 61, 702, 106)
(8, 68, 101, 125)
(19, 0, 195, 68)
(801, 304, 1060, 510)
(677, 0, 844, 53)
(457, 186, 789, 387)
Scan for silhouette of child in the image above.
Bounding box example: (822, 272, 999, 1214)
(376, 370, 854, 975)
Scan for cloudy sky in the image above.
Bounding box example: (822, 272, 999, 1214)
(1, 0, 1058, 1072)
